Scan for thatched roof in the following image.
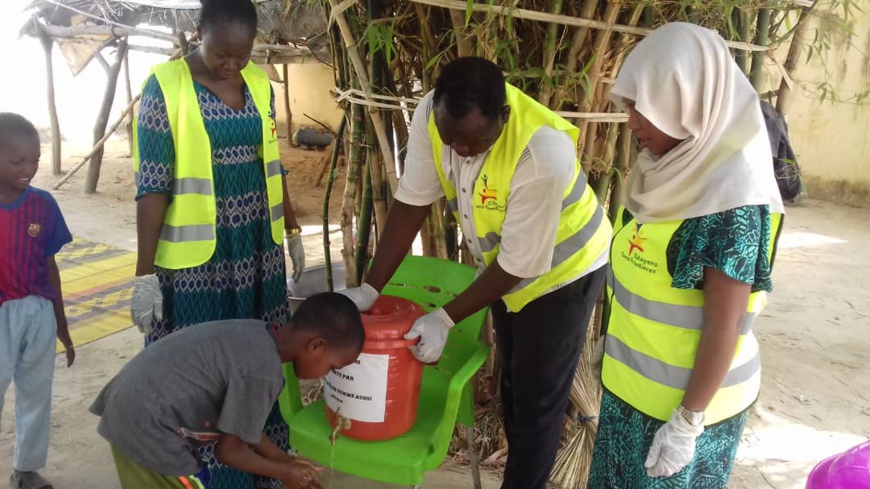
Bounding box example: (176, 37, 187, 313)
(30, 0, 329, 47)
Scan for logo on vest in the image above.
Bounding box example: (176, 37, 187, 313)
(628, 223, 646, 256)
(622, 223, 658, 274)
(479, 174, 497, 204)
(268, 113, 277, 143)
(27, 223, 41, 238)
(476, 174, 505, 213)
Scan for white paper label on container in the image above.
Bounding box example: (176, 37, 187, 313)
(323, 352, 390, 423)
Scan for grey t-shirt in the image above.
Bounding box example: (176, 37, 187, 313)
(90, 319, 285, 476)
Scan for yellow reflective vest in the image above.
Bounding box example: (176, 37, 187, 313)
(428, 84, 612, 312)
(602, 206, 783, 424)
(133, 59, 284, 270)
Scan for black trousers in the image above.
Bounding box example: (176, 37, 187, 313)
(492, 266, 606, 489)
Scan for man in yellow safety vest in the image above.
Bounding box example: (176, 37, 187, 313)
(339, 57, 611, 488)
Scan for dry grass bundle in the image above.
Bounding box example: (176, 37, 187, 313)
(550, 330, 603, 489)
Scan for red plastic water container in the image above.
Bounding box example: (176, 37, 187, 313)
(324, 295, 424, 441)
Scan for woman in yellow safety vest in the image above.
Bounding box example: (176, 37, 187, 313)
(588, 23, 785, 488)
(128, 0, 304, 487)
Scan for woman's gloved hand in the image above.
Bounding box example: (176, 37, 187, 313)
(285, 230, 306, 283)
(645, 409, 705, 478)
(131, 274, 163, 334)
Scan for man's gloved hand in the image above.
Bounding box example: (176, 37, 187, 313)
(336, 283, 379, 312)
(285, 233, 306, 283)
(403, 308, 455, 364)
(131, 274, 163, 335)
(644, 409, 705, 478)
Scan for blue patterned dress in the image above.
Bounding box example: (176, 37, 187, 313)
(588, 205, 773, 489)
(136, 74, 290, 489)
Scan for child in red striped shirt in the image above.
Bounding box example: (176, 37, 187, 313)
(0, 112, 75, 489)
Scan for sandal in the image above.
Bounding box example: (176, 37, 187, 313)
(9, 471, 53, 489)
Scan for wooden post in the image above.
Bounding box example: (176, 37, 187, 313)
(123, 48, 134, 157)
(53, 95, 140, 190)
(776, 2, 817, 115)
(282, 64, 293, 140)
(85, 38, 128, 194)
(35, 23, 62, 175)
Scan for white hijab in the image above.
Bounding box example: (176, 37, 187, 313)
(611, 22, 784, 223)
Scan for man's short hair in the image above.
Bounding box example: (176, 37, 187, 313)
(434, 57, 507, 121)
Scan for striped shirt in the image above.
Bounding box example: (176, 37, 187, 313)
(0, 187, 72, 305)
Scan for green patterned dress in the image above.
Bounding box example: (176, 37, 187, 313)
(588, 205, 774, 489)
(136, 74, 289, 489)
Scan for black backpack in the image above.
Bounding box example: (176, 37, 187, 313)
(760, 101, 803, 202)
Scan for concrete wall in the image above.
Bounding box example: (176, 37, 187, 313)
(273, 61, 344, 134)
(777, 8, 870, 204)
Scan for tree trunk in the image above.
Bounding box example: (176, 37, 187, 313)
(282, 64, 293, 140)
(123, 49, 134, 157)
(36, 24, 62, 175)
(85, 39, 128, 194)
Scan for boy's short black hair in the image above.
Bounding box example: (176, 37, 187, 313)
(289, 292, 365, 351)
(433, 57, 507, 121)
(199, 0, 258, 35)
(0, 113, 40, 147)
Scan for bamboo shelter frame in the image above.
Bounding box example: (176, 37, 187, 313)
(315, 1, 859, 488)
(24, 0, 330, 193)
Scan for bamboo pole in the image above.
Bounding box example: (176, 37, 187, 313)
(340, 102, 364, 287)
(326, 0, 398, 193)
(552, 0, 599, 108)
(85, 38, 128, 194)
(575, 1, 622, 157)
(123, 48, 134, 157)
(323, 116, 349, 292)
(537, 0, 564, 107)
(776, 1, 818, 114)
(451, 9, 474, 57)
(750, 8, 773, 89)
(407, 0, 771, 52)
(355, 159, 374, 283)
(733, 8, 753, 75)
(35, 22, 62, 176)
(282, 64, 293, 140)
(38, 23, 177, 45)
(53, 94, 140, 190)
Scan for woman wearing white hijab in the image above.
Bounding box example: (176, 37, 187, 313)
(588, 23, 784, 488)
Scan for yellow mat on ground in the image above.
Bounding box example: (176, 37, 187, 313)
(56, 239, 136, 353)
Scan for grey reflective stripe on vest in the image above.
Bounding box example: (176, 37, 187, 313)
(271, 202, 284, 223)
(266, 159, 283, 178)
(605, 334, 760, 390)
(561, 172, 587, 212)
(447, 197, 458, 214)
(160, 224, 215, 243)
(172, 177, 213, 196)
(607, 269, 756, 334)
(476, 174, 591, 255)
(479, 232, 501, 253)
(508, 204, 606, 292)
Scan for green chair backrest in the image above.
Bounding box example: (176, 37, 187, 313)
(280, 255, 489, 470)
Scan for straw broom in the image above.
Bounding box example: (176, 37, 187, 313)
(549, 323, 603, 489)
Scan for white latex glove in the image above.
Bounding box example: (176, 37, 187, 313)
(336, 283, 379, 312)
(131, 274, 163, 335)
(645, 409, 705, 478)
(404, 308, 455, 363)
(285, 234, 306, 283)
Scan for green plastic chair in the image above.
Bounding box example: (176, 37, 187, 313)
(278, 255, 490, 488)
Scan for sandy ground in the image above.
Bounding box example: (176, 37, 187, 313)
(1, 136, 869, 488)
